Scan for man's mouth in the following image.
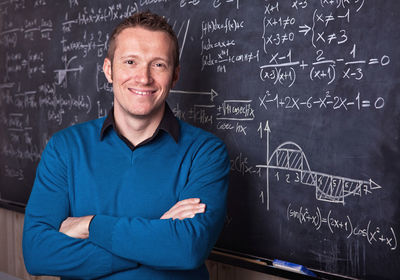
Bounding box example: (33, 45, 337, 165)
(129, 88, 155, 96)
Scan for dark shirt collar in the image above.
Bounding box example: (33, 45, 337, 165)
(100, 103, 180, 149)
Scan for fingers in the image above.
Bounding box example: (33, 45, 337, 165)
(160, 198, 206, 220)
(176, 202, 206, 219)
(160, 201, 205, 220)
(167, 198, 200, 212)
(59, 216, 93, 239)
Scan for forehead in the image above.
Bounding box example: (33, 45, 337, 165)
(114, 27, 174, 56)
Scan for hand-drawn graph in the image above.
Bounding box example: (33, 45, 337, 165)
(256, 122, 382, 210)
(53, 55, 83, 88)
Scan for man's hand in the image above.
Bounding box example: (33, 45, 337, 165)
(160, 198, 206, 220)
(59, 198, 204, 238)
(59, 215, 94, 239)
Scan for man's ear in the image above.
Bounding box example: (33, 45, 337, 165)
(103, 58, 113, 83)
(171, 65, 180, 88)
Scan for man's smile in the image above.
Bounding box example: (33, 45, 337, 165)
(128, 88, 156, 96)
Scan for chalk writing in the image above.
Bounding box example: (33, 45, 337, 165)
(201, 17, 245, 39)
(4, 165, 24, 180)
(258, 91, 385, 111)
(231, 153, 262, 177)
(216, 100, 255, 121)
(287, 203, 397, 250)
(259, 49, 390, 86)
(62, 3, 139, 29)
(257, 128, 383, 205)
(1, 144, 41, 162)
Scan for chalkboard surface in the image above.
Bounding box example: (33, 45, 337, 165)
(1, 1, 399, 279)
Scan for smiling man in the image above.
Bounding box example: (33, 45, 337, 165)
(23, 11, 230, 279)
(106, 25, 179, 146)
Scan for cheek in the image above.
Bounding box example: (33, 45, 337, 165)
(159, 73, 176, 89)
(113, 69, 132, 85)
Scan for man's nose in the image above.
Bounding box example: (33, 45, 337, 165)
(135, 65, 153, 85)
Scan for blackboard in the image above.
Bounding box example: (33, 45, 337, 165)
(1, 1, 399, 279)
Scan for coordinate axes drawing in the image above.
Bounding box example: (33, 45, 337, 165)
(256, 122, 382, 210)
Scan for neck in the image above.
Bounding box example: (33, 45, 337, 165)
(114, 106, 165, 146)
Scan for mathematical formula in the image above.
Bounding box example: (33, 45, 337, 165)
(287, 203, 397, 251)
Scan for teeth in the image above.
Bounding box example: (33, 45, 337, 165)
(131, 89, 153, 95)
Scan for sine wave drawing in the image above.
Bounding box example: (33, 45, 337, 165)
(256, 122, 382, 210)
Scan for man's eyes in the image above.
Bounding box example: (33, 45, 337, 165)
(123, 60, 168, 69)
(154, 62, 167, 68)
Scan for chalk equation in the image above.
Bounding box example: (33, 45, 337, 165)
(259, 48, 390, 87)
(259, 90, 385, 112)
(0, 16, 53, 48)
(287, 203, 397, 251)
(263, 0, 365, 48)
(62, 3, 139, 30)
(1, 82, 91, 125)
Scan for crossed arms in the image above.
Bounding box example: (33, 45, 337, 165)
(23, 132, 230, 279)
(59, 198, 206, 239)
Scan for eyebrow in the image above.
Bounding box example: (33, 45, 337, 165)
(119, 54, 138, 60)
(119, 54, 171, 64)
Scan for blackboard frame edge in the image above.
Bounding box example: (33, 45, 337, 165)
(209, 248, 359, 280)
(0, 200, 26, 214)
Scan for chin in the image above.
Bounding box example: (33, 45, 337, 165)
(128, 108, 156, 118)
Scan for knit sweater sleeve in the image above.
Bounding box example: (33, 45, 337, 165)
(22, 136, 138, 279)
(88, 135, 230, 270)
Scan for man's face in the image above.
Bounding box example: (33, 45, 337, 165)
(103, 27, 179, 122)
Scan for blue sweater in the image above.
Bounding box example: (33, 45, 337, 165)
(22, 115, 230, 279)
